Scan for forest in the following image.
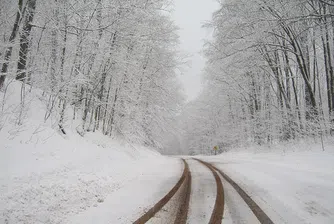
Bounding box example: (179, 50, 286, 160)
(1, 0, 334, 155)
(180, 0, 334, 154)
(1, 2, 334, 223)
(0, 0, 184, 150)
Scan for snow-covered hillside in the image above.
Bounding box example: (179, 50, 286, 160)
(0, 82, 181, 223)
(1, 133, 182, 224)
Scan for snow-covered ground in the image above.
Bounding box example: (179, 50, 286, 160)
(2, 82, 334, 224)
(1, 131, 181, 224)
(0, 82, 182, 223)
(202, 140, 334, 224)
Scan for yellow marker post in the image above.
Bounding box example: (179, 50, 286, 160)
(213, 145, 218, 155)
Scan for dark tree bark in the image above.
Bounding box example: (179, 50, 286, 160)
(16, 0, 37, 82)
(50, 2, 59, 93)
(0, 0, 24, 89)
(108, 86, 120, 135)
(58, 23, 68, 131)
(324, 5, 334, 114)
(283, 25, 317, 117)
(95, 32, 117, 131)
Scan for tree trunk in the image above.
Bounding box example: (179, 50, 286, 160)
(0, 0, 24, 88)
(58, 19, 68, 131)
(50, 3, 59, 93)
(16, 0, 37, 82)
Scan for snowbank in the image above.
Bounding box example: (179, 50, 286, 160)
(0, 133, 180, 224)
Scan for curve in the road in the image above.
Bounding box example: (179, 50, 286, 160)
(133, 159, 191, 224)
(204, 160, 275, 224)
(193, 159, 225, 224)
(134, 157, 272, 224)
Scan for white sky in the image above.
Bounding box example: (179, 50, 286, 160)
(172, 0, 219, 101)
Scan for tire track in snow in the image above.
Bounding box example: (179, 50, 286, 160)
(193, 159, 225, 224)
(133, 159, 191, 224)
(134, 157, 272, 224)
(174, 167, 191, 224)
(200, 159, 275, 224)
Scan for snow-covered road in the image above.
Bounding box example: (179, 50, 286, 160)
(186, 159, 216, 223)
(133, 158, 268, 224)
(220, 170, 260, 224)
(203, 149, 334, 224)
(2, 133, 334, 224)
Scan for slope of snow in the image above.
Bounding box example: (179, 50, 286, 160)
(1, 131, 181, 224)
(0, 82, 181, 223)
(202, 140, 334, 224)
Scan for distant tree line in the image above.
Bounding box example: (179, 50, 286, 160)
(180, 0, 334, 154)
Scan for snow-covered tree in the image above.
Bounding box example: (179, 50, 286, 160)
(0, 0, 184, 151)
(180, 0, 334, 154)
